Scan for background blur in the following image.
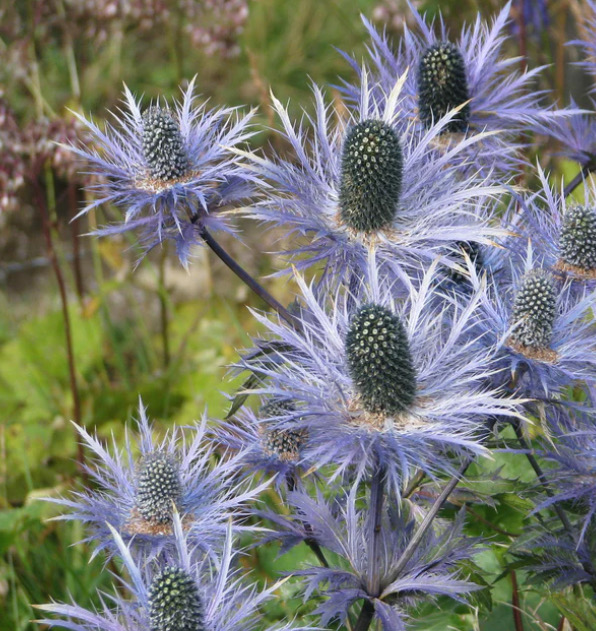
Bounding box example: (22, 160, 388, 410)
(0, 1, 592, 629)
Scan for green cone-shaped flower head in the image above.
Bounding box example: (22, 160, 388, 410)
(510, 270, 557, 349)
(142, 107, 189, 181)
(346, 303, 417, 414)
(560, 205, 596, 272)
(339, 119, 403, 233)
(148, 566, 204, 631)
(136, 451, 182, 525)
(418, 41, 470, 133)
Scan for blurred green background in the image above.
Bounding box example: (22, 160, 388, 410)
(0, 0, 593, 629)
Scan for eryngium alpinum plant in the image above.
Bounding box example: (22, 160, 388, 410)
(37, 1, 596, 630)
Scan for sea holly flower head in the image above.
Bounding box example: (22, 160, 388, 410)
(237, 70, 507, 288)
(68, 77, 256, 267)
(237, 256, 523, 496)
(475, 242, 596, 396)
(508, 269, 557, 355)
(135, 451, 183, 526)
(141, 106, 189, 182)
(345, 303, 417, 415)
(149, 566, 205, 631)
(38, 516, 310, 631)
(558, 205, 596, 275)
(260, 485, 480, 630)
(512, 165, 596, 290)
(342, 2, 567, 175)
(338, 118, 403, 234)
(45, 398, 267, 561)
(417, 40, 470, 133)
(215, 397, 310, 488)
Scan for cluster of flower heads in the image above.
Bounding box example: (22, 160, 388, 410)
(40, 1, 596, 629)
(39, 514, 303, 631)
(340, 1, 569, 177)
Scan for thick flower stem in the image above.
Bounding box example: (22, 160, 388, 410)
(354, 601, 375, 631)
(367, 463, 386, 596)
(511, 569, 525, 631)
(354, 462, 386, 631)
(392, 458, 473, 578)
(197, 225, 301, 330)
(512, 422, 574, 531)
(564, 159, 596, 198)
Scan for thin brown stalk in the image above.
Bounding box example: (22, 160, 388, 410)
(32, 175, 84, 475)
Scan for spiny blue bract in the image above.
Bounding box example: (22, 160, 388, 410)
(148, 566, 204, 631)
(417, 41, 470, 133)
(260, 399, 306, 463)
(509, 270, 557, 349)
(338, 119, 403, 233)
(142, 107, 189, 181)
(560, 205, 596, 271)
(346, 303, 416, 414)
(136, 452, 182, 524)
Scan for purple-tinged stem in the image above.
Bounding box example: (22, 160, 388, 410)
(354, 462, 386, 631)
(305, 536, 330, 569)
(511, 569, 525, 631)
(367, 463, 386, 596)
(354, 601, 375, 631)
(197, 225, 301, 330)
(32, 174, 85, 476)
(564, 159, 596, 198)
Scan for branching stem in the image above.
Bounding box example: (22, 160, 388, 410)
(392, 458, 472, 578)
(197, 225, 301, 330)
